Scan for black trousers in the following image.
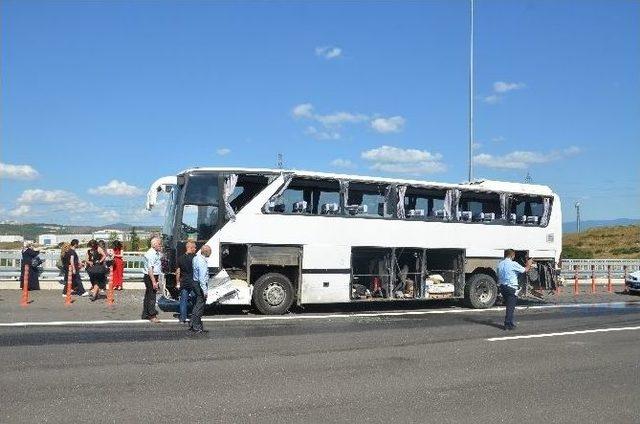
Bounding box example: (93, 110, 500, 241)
(500, 285, 517, 327)
(190, 285, 206, 330)
(142, 275, 159, 319)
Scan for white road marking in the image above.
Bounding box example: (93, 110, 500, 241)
(487, 325, 640, 342)
(0, 301, 637, 327)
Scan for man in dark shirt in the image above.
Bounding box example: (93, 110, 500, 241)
(62, 239, 86, 297)
(176, 241, 197, 323)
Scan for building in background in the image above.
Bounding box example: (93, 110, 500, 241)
(0, 235, 24, 243)
(37, 234, 93, 246)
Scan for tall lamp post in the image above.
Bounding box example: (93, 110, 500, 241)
(575, 202, 581, 233)
(468, 0, 475, 182)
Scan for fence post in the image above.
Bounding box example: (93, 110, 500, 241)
(591, 265, 596, 294)
(65, 265, 74, 305)
(106, 266, 114, 306)
(20, 265, 30, 306)
(607, 265, 612, 293)
(573, 265, 579, 295)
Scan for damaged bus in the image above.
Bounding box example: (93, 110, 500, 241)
(146, 168, 562, 315)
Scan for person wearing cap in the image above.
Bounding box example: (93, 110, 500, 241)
(497, 249, 533, 330)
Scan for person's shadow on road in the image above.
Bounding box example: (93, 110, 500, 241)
(462, 317, 505, 330)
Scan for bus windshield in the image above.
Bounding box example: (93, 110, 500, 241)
(180, 173, 220, 241)
(162, 185, 182, 238)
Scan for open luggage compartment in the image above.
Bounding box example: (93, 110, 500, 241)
(425, 249, 465, 298)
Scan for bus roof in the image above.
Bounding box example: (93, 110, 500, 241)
(179, 167, 555, 196)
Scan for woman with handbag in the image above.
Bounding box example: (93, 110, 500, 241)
(20, 241, 41, 291)
(85, 239, 107, 301)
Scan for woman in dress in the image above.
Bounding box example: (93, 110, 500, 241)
(111, 240, 124, 290)
(20, 241, 41, 290)
(85, 239, 107, 301)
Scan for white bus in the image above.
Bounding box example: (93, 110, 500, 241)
(147, 167, 562, 314)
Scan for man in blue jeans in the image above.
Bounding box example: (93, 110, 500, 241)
(176, 241, 197, 323)
(497, 249, 533, 330)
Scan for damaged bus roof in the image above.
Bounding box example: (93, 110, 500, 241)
(178, 167, 555, 196)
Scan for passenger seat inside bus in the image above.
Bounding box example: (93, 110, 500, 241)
(321, 203, 339, 215)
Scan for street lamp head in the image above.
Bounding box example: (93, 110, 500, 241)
(575, 202, 581, 208)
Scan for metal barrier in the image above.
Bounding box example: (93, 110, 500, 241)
(1, 250, 638, 281)
(0, 249, 146, 281)
(560, 259, 640, 279)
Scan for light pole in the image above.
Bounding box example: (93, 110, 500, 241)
(468, 0, 475, 182)
(575, 202, 581, 233)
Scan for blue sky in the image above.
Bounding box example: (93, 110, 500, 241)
(1, 0, 638, 226)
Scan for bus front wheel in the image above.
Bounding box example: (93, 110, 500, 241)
(464, 273, 498, 309)
(252, 273, 294, 315)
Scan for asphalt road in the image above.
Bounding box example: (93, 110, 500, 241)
(1, 296, 639, 424)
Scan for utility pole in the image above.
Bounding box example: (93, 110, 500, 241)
(468, 0, 475, 182)
(277, 153, 283, 170)
(575, 202, 581, 233)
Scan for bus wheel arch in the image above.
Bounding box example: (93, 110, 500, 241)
(252, 272, 295, 315)
(464, 271, 498, 309)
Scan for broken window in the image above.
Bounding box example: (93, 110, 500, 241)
(458, 191, 501, 222)
(346, 182, 393, 218)
(351, 248, 392, 299)
(228, 174, 270, 215)
(509, 195, 549, 225)
(269, 177, 341, 215)
(402, 187, 447, 220)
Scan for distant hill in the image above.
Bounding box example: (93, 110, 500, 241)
(563, 225, 640, 259)
(0, 223, 160, 240)
(563, 218, 640, 234)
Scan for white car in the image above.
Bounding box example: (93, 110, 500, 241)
(625, 270, 640, 293)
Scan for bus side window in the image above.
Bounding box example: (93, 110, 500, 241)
(403, 188, 446, 219)
(458, 191, 501, 222)
(347, 182, 393, 218)
(510, 196, 544, 225)
(278, 178, 341, 215)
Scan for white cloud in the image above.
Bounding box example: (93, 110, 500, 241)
(361, 145, 446, 175)
(473, 146, 581, 170)
(483, 81, 526, 104)
(216, 148, 231, 156)
(330, 158, 356, 169)
(305, 126, 341, 141)
(292, 103, 314, 118)
(9, 205, 31, 217)
(315, 46, 342, 60)
(88, 180, 143, 197)
(491, 136, 506, 143)
(371, 116, 406, 133)
(17, 189, 81, 205)
(483, 94, 501, 104)
(99, 210, 120, 222)
(0, 162, 40, 180)
(493, 81, 525, 93)
(14, 189, 100, 217)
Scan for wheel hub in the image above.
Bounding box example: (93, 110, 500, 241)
(263, 283, 285, 306)
(476, 281, 492, 303)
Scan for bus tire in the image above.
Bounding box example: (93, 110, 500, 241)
(464, 273, 498, 309)
(252, 273, 294, 315)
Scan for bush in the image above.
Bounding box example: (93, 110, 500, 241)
(610, 247, 640, 255)
(561, 246, 594, 259)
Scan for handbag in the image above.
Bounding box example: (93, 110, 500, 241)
(87, 263, 108, 275)
(31, 256, 44, 267)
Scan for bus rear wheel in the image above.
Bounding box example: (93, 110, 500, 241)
(464, 273, 498, 309)
(252, 273, 294, 315)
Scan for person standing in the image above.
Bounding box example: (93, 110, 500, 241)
(498, 249, 533, 330)
(141, 237, 162, 323)
(62, 239, 87, 297)
(111, 240, 124, 290)
(85, 240, 107, 301)
(190, 245, 211, 334)
(176, 241, 197, 323)
(20, 242, 41, 291)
